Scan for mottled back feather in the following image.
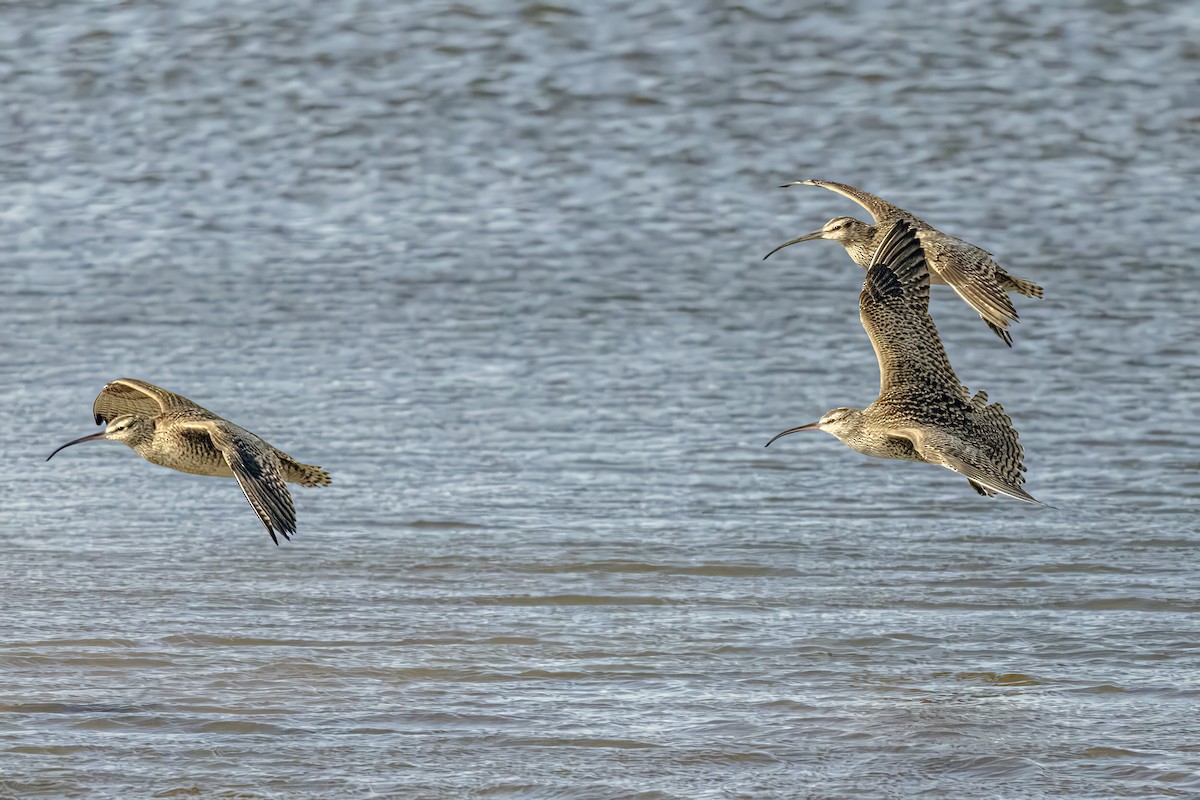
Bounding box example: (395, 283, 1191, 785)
(859, 220, 961, 398)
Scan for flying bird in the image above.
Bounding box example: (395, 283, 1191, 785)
(766, 220, 1042, 504)
(764, 179, 1043, 346)
(47, 378, 331, 544)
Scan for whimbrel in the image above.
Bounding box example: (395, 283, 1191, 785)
(47, 378, 331, 544)
(765, 220, 1041, 504)
(763, 179, 1043, 346)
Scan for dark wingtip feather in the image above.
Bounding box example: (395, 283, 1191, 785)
(986, 320, 1014, 347)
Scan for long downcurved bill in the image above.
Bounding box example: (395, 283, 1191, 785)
(762, 230, 824, 261)
(46, 430, 108, 462)
(764, 421, 821, 447)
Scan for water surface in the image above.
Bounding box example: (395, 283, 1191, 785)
(2, 1, 1198, 797)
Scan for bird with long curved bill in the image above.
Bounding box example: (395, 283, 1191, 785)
(765, 220, 1043, 505)
(764, 179, 1043, 346)
(47, 378, 331, 544)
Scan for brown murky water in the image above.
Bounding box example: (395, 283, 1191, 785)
(2, 0, 1198, 797)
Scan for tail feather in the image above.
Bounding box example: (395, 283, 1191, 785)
(275, 450, 332, 487)
(972, 393, 1029, 483)
(1004, 273, 1044, 299)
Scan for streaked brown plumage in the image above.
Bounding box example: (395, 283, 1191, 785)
(47, 378, 331, 544)
(764, 179, 1043, 346)
(766, 220, 1041, 504)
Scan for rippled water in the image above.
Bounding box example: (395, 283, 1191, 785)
(2, 0, 1198, 797)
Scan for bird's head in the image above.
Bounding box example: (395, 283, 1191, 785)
(101, 415, 153, 445)
(765, 407, 863, 447)
(46, 414, 153, 461)
(762, 216, 873, 260)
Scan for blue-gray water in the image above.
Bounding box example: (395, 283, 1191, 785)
(2, 1, 1199, 797)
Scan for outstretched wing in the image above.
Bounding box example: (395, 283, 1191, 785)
(859, 221, 961, 397)
(92, 378, 201, 424)
(794, 180, 1021, 345)
(792, 179, 906, 224)
(918, 229, 1018, 346)
(900, 424, 1041, 505)
(176, 420, 297, 545)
